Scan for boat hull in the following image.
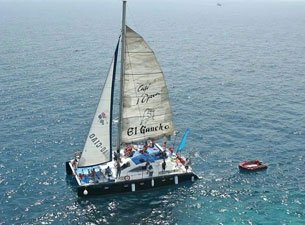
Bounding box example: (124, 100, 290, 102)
(66, 161, 74, 175)
(239, 160, 268, 171)
(76, 172, 198, 197)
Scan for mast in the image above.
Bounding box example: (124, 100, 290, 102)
(118, 0, 127, 151)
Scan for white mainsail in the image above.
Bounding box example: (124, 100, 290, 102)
(120, 26, 174, 144)
(78, 42, 119, 167)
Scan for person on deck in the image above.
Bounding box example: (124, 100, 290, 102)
(185, 158, 190, 172)
(147, 164, 153, 176)
(116, 161, 121, 178)
(105, 166, 112, 179)
(124, 145, 133, 157)
(145, 160, 150, 170)
(162, 160, 166, 172)
(169, 147, 174, 155)
(161, 150, 167, 159)
(92, 168, 96, 181)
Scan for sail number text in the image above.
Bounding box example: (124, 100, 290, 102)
(89, 133, 108, 153)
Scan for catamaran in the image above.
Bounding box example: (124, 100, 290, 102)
(66, 1, 199, 197)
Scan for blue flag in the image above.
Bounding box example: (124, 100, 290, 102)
(177, 128, 190, 152)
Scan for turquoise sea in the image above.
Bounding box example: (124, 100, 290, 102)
(1, 0, 305, 224)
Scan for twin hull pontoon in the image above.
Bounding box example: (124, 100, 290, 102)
(66, 143, 198, 196)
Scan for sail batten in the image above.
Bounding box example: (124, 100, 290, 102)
(120, 26, 174, 144)
(125, 72, 163, 75)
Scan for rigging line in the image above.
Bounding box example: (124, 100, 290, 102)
(125, 72, 163, 75)
(123, 112, 173, 119)
(125, 51, 151, 54)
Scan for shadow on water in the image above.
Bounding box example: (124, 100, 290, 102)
(73, 183, 195, 224)
(237, 168, 268, 175)
(65, 175, 78, 192)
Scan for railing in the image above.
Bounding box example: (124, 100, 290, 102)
(76, 160, 188, 185)
(118, 166, 183, 181)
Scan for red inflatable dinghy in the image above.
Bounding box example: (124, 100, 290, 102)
(239, 160, 268, 171)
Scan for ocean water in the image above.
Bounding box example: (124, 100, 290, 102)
(1, 0, 305, 224)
